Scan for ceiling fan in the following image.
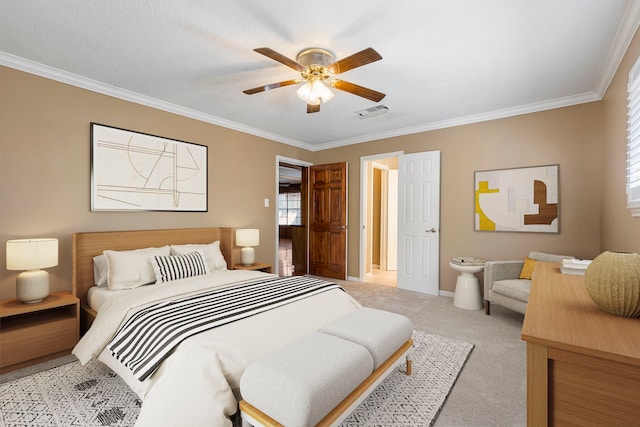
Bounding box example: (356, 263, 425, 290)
(243, 47, 385, 113)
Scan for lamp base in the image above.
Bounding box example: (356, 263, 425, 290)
(240, 247, 255, 266)
(16, 270, 50, 303)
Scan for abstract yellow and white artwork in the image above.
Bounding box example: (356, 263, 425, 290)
(474, 165, 559, 233)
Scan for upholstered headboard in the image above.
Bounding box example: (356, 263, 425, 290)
(72, 227, 236, 309)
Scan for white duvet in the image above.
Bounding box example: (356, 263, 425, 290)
(73, 270, 361, 427)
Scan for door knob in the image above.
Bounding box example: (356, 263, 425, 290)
(426, 228, 437, 233)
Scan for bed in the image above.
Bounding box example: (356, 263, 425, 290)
(73, 227, 236, 332)
(71, 227, 362, 427)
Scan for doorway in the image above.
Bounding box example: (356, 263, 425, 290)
(276, 157, 349, 280)
(276, 157, 311, 276)
(361, 152, 402, 286)
(360, 151, 441, 294)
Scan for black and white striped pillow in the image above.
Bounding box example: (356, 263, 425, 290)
(151, 250, 210, 283)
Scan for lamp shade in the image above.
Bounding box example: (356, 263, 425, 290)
(6, 238, 58, 270)
(236, 229, 259, 247)
(296, 80, 334, 105)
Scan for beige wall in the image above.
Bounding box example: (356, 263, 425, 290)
(314, 103, 604, 291)
(0, 66, 313, 299)
(3, 25, 639, 298)
(602, 27, 640, 253)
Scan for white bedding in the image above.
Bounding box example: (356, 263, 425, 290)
(86, 285, 124, 311)
(73, 270, 361, 427)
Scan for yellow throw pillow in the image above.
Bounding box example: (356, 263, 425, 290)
(519, 257, 537, 280)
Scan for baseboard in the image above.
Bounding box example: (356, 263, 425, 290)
(349, 276, 454, 297)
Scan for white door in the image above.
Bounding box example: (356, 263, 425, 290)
(397, 151, 440, 294)
(386, 169, 398, 271)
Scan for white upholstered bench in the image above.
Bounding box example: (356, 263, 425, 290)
(239, 308, 413, 427)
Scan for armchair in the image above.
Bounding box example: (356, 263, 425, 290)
(484, 251, 574, 315)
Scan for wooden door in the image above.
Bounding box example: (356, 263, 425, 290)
(291, 226, 307, 275)
(397, 151, 440, 294)
(309, 162, 347, 279)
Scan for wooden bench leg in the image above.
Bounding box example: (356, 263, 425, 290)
(406, 357, 412, 375)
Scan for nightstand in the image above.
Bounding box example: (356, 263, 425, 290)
(0, 291, 79, 373)
(233, 262, 272, 273)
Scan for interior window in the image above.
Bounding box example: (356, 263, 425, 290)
(278, 192, 301, 225)
(627, 56, 640, 217)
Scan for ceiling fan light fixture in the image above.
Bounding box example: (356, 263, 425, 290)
(296, 80, 334, 105)
(296, 48, 335, 67)
(244, 46, 384, 113)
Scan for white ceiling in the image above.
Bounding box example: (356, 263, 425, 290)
(1, 1, 639, 151)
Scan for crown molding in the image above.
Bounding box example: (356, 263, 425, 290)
(595, 0, 640, 97)
(0, 51, 615, 153)
(311, 92, 601, 151)
(0, 51, 315, 151)
(3, 0, 639, 156)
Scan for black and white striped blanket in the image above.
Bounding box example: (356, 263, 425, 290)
(108, 275, 342, 381)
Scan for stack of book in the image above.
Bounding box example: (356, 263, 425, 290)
(560, 258, 592, 275)
(451, 256, 485, 266)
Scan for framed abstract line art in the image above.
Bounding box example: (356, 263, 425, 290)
(474, 164, 559, 233)
(91, 123, 208, 212)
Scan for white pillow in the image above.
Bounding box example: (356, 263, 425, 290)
(170, 241, 227, 272)
(151, 250, 210, 283)
(104, 245, 170, 290)
(93, 254, 109, 287)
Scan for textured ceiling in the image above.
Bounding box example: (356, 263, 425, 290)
(1, 0, 639, 151)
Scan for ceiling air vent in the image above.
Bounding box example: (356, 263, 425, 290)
(355, 105, 388, 119)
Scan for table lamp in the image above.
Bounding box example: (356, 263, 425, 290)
(6, 238, 58, 303)
(236, 229, 259, 266)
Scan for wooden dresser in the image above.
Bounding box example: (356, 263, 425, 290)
(521, 262, 640, 426)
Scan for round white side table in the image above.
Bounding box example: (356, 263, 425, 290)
(449, 262, 485, 310)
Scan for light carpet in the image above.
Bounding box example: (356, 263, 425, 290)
(0, 330, 473, 427)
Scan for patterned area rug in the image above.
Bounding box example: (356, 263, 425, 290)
(0, 330, 473, 427)
(341, 330, 474, 426)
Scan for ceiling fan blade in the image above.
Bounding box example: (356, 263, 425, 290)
(243, 79, 300, 95)
(307, 103, 320, 113)
(254, 47, 304, 72)
(331, 80, 386, 102)
(328, 47, 382, 75)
